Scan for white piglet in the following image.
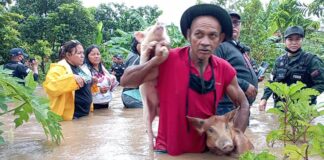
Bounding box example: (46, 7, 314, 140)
(134, 22, 170, 148)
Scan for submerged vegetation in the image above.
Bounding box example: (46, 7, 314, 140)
(0, 69, 63, 145)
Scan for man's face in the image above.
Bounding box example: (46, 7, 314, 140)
(285, 34, 303, 52)
(187, 16, 224, 61)
(231, 16, 241, 40)
(18, 54, 24, 62)
(117, 58, 123, 64)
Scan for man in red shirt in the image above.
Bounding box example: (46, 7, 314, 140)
(121, 4, 250, 155)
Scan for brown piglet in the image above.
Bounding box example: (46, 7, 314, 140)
(187, 109, 254, 157)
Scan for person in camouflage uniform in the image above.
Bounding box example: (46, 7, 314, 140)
(259, 26, 324, 111)
(110, 54, 126, 83)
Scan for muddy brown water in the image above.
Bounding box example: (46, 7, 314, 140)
(0, 82, 323, 160)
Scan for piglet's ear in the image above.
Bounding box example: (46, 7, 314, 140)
(134, 31, 145, 43)
(224, 108, 238, 122)
(186, 116, 206, 134)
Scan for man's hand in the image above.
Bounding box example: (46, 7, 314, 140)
(150, 41, 170, 67)
(120, 41, 169, 88)
(141, 41, 159, 63)
(225, 76, 250, 132)
(259, 99, 267, 111)
(245, 84, 257, 99)
(31, 60, 38, 74)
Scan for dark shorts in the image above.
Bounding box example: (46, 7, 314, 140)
(94, 103, 109, 109)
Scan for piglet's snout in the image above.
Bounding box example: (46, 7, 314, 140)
(220, 140, 234, 152)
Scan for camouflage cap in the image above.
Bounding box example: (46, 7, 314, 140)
(284, 26, 305, 38)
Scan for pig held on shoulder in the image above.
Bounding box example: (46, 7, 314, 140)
(134, 22, 170, 149)
(187, 109, 254, 157)
(134, 22, 170, 64)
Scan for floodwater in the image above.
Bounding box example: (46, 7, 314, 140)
(0, 82, 323, 160)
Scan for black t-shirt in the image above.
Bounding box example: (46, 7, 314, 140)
(70, 64, 92, 119)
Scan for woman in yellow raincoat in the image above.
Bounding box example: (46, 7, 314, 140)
(43, 40, 94, 120)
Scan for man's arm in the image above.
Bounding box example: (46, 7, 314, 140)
(259, 62, 278, 108)
(225, 76, 250, 132)
(237, 78, 257, 100)
(31, 60, 38, 81)
(120, 60, 158, 88)
(261, 87, 273, 101)
(237, 78, 250, 92)
(120, 42, 169, 88)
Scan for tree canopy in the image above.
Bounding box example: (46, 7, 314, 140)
(0, 0, 323, 69)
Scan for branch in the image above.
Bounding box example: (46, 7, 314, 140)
(0, 107, 17, 116)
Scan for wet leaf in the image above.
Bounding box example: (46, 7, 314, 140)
(267, 108, 282, 115)
(288, 82, 305, 96)
(14, 118, 23, 128)
(239, 150, 277, 160)
(255, 151, 277, 160)
(22, 102, 33, 114)
(266, 130, 283, 145)
(0, 69, 63, 144)
(296, 120, 310, 127)
(284, 144, 303, 160)
(239, 151, 255, 160)
(316, 102, 324, 109)
(0, 136, 4, 145)
(25, 72, 37, 90)
(319, 110, 324, 116)
(0, 103, 8, 112)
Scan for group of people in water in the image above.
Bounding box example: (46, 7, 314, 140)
(3, 3, 323, 156)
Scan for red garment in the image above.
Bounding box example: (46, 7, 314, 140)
(155, 47, 236, 155)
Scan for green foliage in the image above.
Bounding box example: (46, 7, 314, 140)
(167, 23, 188, 48)
(0, 5, 24, 64)
(224, 0, 281, 69)
(103, 29, 133, 67)
(307, 123, 324, 157)
(46, 2, 97, 49)
(95, 21, 103, 45)
(284, 144, 307, 160)
(233, 0, 322, 70)
(0, 0, 12, 6)
(304, 31, 324, 58)
(299, 0, 324, 18)
(30, 40, 52, 76)
(239, 150, 277, 160)
(18, 15, 45, 45)
(9, 0, 97, 63)
(266, 129, 285, 147)
(268, 0, 320, 34)
(0, 69, 63, 145)
(11, 0, 81, 17)
(94, 2, 162, 42)
(265, 81, 323, 159)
